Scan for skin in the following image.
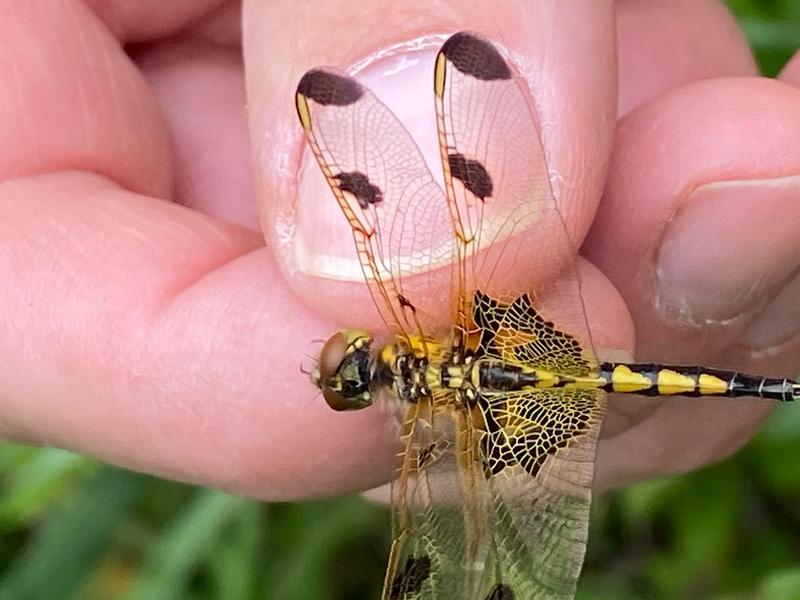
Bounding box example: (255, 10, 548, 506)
(0, 0, 798, 500)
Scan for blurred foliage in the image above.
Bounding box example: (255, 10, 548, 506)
(2, 3, 800, 600)
(726, 0, 800, 75)
(6, 407, 800, 599)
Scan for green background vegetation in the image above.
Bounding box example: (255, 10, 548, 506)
(2, 2, 799, 599)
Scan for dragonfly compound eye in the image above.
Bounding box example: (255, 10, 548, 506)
(316, 329, 375, 411)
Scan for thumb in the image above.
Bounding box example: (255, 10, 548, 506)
(244, 0, 618, 331)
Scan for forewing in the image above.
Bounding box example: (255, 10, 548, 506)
(296, 69, 453, 339)
(478, 388, 606, 599)
(434, 31, 594, 355)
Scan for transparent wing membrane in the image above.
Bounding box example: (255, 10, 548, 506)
(296, 68, 453, 340)
(386, 396, 471, 600)
(434, 32, 594, 354)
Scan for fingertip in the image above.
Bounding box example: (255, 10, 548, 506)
(578, 259, 636, 361)
(0, 2, 172, 197)
(84, 0, 226, 42)
(586, 77, 800, 364)
(616, 0, 757, 115)
(780, 49, 800, 86)
(538, 257, 636, 363)
(252, 2, 616, 329)
(137, 42, 259, 230)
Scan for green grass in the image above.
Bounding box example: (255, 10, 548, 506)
(5, 407, 800, 599)
(2, 3, 799, 599)
(727, 0, 800, 74)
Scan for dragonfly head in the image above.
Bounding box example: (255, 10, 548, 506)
(312, 329, 375, 411)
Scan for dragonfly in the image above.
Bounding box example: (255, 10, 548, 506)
(295, 31, 800, 600)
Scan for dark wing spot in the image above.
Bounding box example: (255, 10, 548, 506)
(448, 153, 493, 200)
(296, 69, 363, 106)
(485, 583, 515, 600)
(440, 31, 511, 81)
(389, 556, 431, 599)
(397, 294, 417, 312)
(334, 171, 383, 208)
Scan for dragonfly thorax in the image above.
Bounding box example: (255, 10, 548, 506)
(314, 330, 479, 410)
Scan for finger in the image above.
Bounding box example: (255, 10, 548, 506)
(587, 78, 800, 369)
(245, 0, 618, 332)
(780, 49, 800, 84)
(0, 1, 389, 500)
(137, 42, 259, 229)
(82, 0, 230, 42)
(616, 0, 757, 115)
(0, 173, 398, 500)
(0, 1, 170, 196)
(585, 78, 800, 485)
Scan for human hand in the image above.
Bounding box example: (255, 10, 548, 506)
(1, 1, 798, 500)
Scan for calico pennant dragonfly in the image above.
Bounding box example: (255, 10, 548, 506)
(295, 31, 799, 600)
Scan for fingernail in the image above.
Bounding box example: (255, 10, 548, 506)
(741, 270, 800, 349)
(655, 176, 800, 328)
(294, 37, 444, 280)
